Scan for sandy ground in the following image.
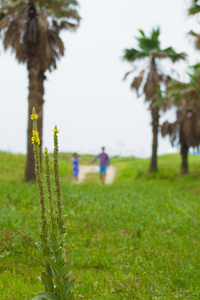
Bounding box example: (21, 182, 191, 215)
(78, 165, 116, 184)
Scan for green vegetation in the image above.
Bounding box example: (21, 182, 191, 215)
(123, 27, 186, 173)
(0, 151, 200, 299)
(0, 0, 80, 181)
(31, 111, 76, 300)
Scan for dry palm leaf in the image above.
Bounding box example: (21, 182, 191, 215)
(123, 70, 133, 80)
(144, 66, 160, 101)
(131, 70, 145, 94)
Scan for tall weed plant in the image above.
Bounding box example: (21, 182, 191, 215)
(31, 108, 75, 300)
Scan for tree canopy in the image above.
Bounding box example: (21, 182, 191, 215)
(0, 0, 80, 71)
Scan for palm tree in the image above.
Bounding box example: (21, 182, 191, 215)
(161, 64, 200, 174)
(0, 0, 80, 181)
(123, 27, 186, 172)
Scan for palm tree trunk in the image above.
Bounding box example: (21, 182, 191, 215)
(25, 56, 39, 181)
(25, 3, 39, 182)
(180, 144, 189, 174)
(37, 69, 46, 161)
(149, 106, 159, 173)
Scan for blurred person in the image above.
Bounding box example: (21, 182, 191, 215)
(91, 147, 109, 184)
(71, 153, 87, 182)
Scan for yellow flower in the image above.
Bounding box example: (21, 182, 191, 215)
(32, 130, 40, 145)
(53, 128, 60, 133)
(43, 148, 49, 153)
(31, 113, 38, 120)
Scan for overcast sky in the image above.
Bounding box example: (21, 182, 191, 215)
(0, 0, 200, 157)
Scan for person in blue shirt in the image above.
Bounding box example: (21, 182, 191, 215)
(71, 153, 88, 182)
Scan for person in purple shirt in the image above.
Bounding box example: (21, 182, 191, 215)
(91, 147, 109, 184)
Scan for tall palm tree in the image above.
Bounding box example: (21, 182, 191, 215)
(0, 0, 80, 181)
(123, 27, 186, 172)
(161, 64, 200, 174)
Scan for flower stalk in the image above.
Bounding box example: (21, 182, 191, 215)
(44, 147, 54, 223)
(53, 126, 64, 234)
(31, 108, 47, 240)
(31, 110, 75, 300)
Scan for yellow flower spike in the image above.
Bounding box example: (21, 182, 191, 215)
(43, 148, 49, 153)
(31, 113, 38, 120)
(32, 129, 40, 145)
(52, 128, 59, 133)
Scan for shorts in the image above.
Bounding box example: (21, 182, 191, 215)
(100, 166, 107, 174)
(73, 167, 79, 178)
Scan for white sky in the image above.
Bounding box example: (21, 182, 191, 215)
(0, 0, 200, 157)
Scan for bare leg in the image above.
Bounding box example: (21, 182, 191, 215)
(73, 176, 78, 183)
(102, 173, 106, 184)
(100, 173, 106, 184)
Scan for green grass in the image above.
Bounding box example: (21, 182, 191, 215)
(0, 151, 200, 299)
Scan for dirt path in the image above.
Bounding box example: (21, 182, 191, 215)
(78, 165, 116, 184)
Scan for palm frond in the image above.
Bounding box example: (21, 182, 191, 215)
(138, 29, 145, 37)
(189, 62, 200, 71)
(161, 121, 179, 145)
(188, 4, 200, 15)
(0, 15, 10, 32)
(123, 70, 133, 80)
(188, 30, 200, 50)
(130, 70, 145, 94)
(135, 27, 160, 53)
(189, 30, 198, 37)
(151, 27, 160, 41)
(123, 48, 148, 62)
(161, 47, 187, 62)
(136, 36, 160, 53)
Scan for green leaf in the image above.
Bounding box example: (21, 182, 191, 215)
(46, 262, 53, 278)
(60, 265, 71, 278)
(32, 297, 45, 300)
(55, 247, 65, 265)
(35, 259, 46, 268)
(40, 233, 46, 244)
(37, 292, 59, 300)
(43, 245, 51, 258)
(57, 233, 66, 245)
(188, 4, 200, 15)
(44, 257, 59, 273)
(51, 221, 58, 233)
(63, 280, 76, 298)
(55, 277, 65, 297)
(50, 233, 58, 249)
(41, 272, 54, 293)
(36, 242, 43, 252)
(139, 29, 145, 37)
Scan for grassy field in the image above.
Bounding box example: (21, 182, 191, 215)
(0, 151, 200, 299)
